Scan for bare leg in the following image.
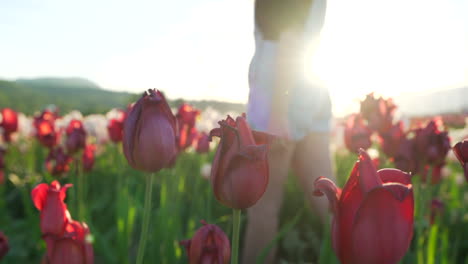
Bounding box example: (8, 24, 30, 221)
(292, 132, 335, 223)
(242, 139, 295, 264)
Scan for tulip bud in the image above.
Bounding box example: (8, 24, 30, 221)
(360, 93, 395, 134)
(0, 231, 9, 260)
(36, 120, 60, 148)
(1, 108, 19, 142)
(209, 115, 271, 209)
(123, 89, 178, 172)
(453, 140, 468, 182)
(379, 122, 405, 158)
(344, 114, 372, 154)
(44, 220, 94, 264)
(196, 132, 210, 153)
(31, 181, 72, 236)
(314, 149, 414, 264)
(66, 120, 87, 154)
(413, 120, 451, 167)
(82, 144, 96, 172)
(180, 220, 230, 264)
(107, 119, 124, 143)
(176, 103, 200, 128)
(45, 147, 73, 176)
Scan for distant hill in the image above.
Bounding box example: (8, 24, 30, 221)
(397, 86, 468, 116)
(0, 78, 245, 116)
(16, 77, 101, 90)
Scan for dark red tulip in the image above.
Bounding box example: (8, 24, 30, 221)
(36, 119, 60, 148)
(379, 122, 405, 158)
(209, 114, 271, 209)
(393, 138, 418, 174)
(0, 231, 9, 260)
(413, 120, 451, 167)
(360, 93, 395, 133)
(344, 114, 372, 154)
(31, 181, 72, 236)
(45, 147, 73, 176)
(107, 109, 126, 143)
(1, 108, 19, 142)
(196, 132, 210, 153)
(43, 220, 94, 264)
(66, 120, 87, 154)
(179, 126, 198, 150)
(82, 144, 96, 172)
(453, 140, 468, 181)
(176, 103, 200, 129)
(180, 220, 230, 264)
(123, 89, 178, 172)
(314, 149, 414, 264)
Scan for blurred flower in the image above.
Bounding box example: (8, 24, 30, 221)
(200, 163, 212, 180)
(453, 140, 468, 182)
(344, 114, 372, 153)
(314, 150, 414, 264)
(45, 147, 73, 176)
(66, 120, 87, 154)
(0, 108, 19, 142)
(106, 108, 126, 143)
(196, 132, 210, 154)
(210, 115, 271, 209)
(393, 138, 417, 174)
(43, 220, 94, 264)
(176, 103, 200, 129)
(31, 181, 72, 236)
(180, 220, 230, 264)
(83, 114, 109, 144)
(0, 231, 9, 260)
(35, 110, 60, 148)
(379, 121, 405, 158)
(82, 144, 96, 172)
(413, 120, 451, 167)
(360, 93, 395, 133)
(123, 89, 178, 172)
(179, 126, 198, 151)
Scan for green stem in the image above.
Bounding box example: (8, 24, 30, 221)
(231, 209, 242, 264)
(136, 173, 154, 264)
(77, 157, 85, 220)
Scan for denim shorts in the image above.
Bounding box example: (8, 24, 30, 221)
(246, 53, 332, 141)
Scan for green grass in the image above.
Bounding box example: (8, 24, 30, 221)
(1, 140, 468, 263)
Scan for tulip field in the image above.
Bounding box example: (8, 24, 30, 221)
(1, 91, 468, 263)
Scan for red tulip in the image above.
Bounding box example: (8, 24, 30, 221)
(196, 132, 210, 153)
(107, 109, 126, 143)
(36, 119, 60, 148)
(31, 181, 72, 236)
(176, 103, 200, 129)
(314, 149, 414, 264)
(45, 147, 73, 176)
(0, 231, 9, 260)
(413, 120, 451, 167)
(82, 144, 96, 172)
(43, 220, 94, 264)
(344, 114, 372, 153)
(180, 220, 230, 264)
(179, 126, 198, 150)
(360, 93, 395, 133)
(1, 108, 18, 142)
(209, 114, 271, 209)
(379, 121, 405, 158)
(393, 138, 418, 174)
(123, 89, 178, 172)
(66, 120, 87, 154)
(453, 140, 468, 182)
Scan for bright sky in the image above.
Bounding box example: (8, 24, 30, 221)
(1, 0, 467, 116)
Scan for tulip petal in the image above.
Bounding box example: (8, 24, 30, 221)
(236, 116, 256, 146)
(123, 95, 144, 166)
(351, 185, 414, 264)
(313, 177, 341, 215)
(32, 183, 49, 211)
(378, 169, 412, 185)
(358, 149, 382, 193)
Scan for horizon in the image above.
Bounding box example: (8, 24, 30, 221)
(1, 0, 467, 116)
